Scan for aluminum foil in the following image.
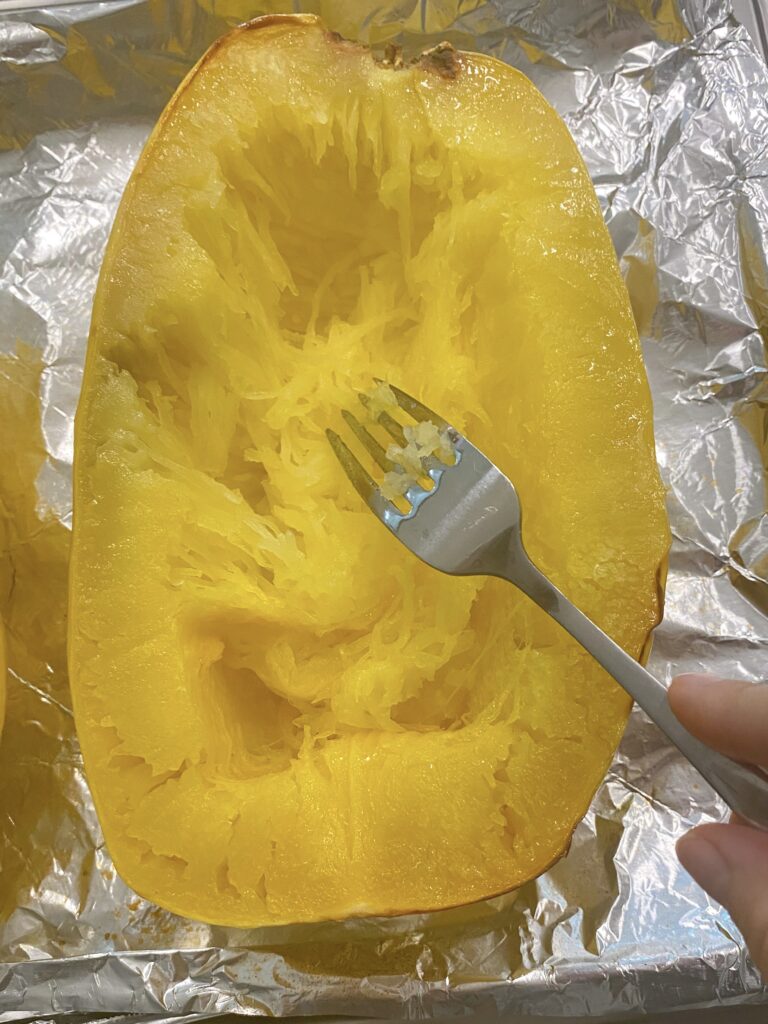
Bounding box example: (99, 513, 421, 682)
(1, 0, 767, 1018)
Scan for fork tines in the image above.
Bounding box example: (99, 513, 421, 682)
(327, 383, 452, 515)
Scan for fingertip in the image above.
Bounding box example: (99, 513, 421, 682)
(676, 825, 732, 907)
(668, 673, 715, 718)
(669, 672, 718, 698)
(668, 675, 767, 765)
(679, 823, 768, 975)
(678, 823, 768, 897)
(676, 821, 729, 853)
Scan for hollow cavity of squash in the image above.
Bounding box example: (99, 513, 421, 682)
(69, 14, 669, 927)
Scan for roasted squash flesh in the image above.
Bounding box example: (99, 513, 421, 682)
(69, 15, 669, 926)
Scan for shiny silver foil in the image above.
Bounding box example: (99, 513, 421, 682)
(0, 0, 767, 1017)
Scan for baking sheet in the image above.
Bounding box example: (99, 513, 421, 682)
(1, 0, 768, 1018)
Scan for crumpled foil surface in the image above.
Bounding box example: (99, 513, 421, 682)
(0, 0, 767, 1018)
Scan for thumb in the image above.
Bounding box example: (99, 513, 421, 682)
(678, 823, 768, 975)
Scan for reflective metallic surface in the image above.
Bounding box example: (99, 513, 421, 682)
(1, 0, 767, 1018)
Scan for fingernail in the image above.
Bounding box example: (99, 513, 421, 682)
(677, 833, 732, 906)
(673, 673, 723, 689)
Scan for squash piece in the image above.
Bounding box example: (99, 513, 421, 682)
(69, 14, 669, 926)
(0, 626, 5, 735)
(0, 345, 71, 906)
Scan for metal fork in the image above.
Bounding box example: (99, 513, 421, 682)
(327, 383, 768, 830)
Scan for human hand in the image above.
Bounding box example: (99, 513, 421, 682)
(669, 674, 768, 975)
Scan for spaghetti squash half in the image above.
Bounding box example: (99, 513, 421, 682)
(69, 15, 669, 926)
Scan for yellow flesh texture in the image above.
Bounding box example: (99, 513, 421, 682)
(0, 627, 4, 734)
(69, 16, 669, 926)
(0, 346, 71, 911)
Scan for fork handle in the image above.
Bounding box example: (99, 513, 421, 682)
(510, 558, 768, 830)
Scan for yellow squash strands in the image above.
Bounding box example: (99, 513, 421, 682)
(69, 15, 669, 926)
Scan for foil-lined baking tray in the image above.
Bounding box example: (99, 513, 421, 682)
(1, 0, 767, 1018)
